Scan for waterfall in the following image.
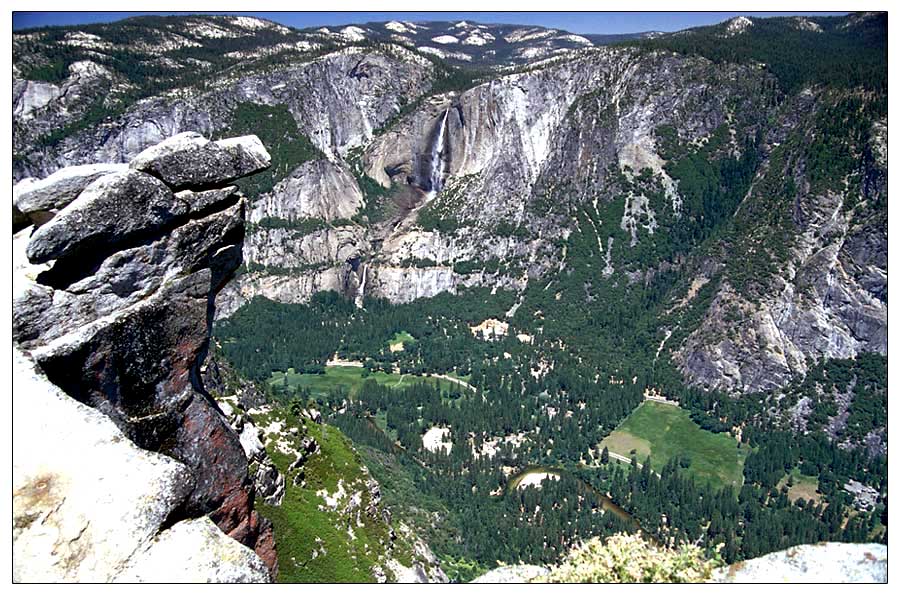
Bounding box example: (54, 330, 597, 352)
(354, 263, 368, 309)
(426, 109, 450, 197)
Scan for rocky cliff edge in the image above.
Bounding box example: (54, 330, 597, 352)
(13, 132, 276, 582)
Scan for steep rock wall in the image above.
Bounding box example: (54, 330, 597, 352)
(13, 132, 277, 581)
(14, 47, 434, 181)
(672, 91, 887, 393)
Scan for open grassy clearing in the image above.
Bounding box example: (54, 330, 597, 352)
(777, 468, 822, 504)
(599, 401, 748, 490)
(269, 365, 464, 399)
(387, 331, 416, 351)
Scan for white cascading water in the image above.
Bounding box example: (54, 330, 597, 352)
(426, 109, 450, 198)
(354, 263, 367, 309)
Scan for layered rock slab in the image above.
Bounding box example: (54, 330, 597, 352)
(13, 132, 276, 581)
(117, 518, 271, 583)
(713, 543, 887, 583)
(130, 131, 270, 190)
(14, 163, 128, 226)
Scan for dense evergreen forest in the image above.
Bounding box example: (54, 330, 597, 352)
(626, 13, 887, 95)
(216, 280, 886, 574)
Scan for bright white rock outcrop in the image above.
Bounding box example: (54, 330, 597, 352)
(116, 518, 271, 583)
(713, 543, 887, 583)
(13, 348, 197, 582)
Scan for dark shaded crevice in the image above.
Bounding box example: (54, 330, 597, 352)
(196, 239, 245, 410)
(384, 164, 405, 178)
(454, 102, 466, 128)
(13, 205, 31, 234)
(157, 487, 197, 534)
(347, 59, 373, 80)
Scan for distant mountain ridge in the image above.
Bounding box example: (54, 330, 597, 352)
(302, 19, 653, 66)
(13, 13, 654, 74)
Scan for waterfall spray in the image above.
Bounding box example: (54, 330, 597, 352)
(427, 109, 451, 197)
(354, 263, 368, 309)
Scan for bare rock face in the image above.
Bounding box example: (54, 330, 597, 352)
(13, 132, 277, 581)
(216, 264, 354, 318)
(13, 347, 193, 582)
(13, 47, 434, 181)
(13, 348, 270, 584)
(14, 79, 62, 118)
(14, 163, 128, 226)
(25, 169, 182, 264)
(116, 517, 271, 583)
(248, 158, 364, 222)
(13, 60, 119, 159)
(130, 132, 270, 190)
(713, 543, 887, 583)
(470, 565, 550, 583)
(673, 97, 887, 394)
(254, 460, 287, 507)
(229, 47, 775, 310)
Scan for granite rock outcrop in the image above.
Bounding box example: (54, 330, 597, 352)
(13, 132, 277, 581)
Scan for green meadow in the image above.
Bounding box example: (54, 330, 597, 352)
(269, 365, 465, 400)
(600, 401, 748, 490)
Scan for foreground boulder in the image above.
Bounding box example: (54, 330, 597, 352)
(13, 133, 276, 581)
(116, 518, 271, 583)
(13, 347, 194, 582)
(25, 169, 179, 263)
(13, 349, 270, 583)
(713, 543, 887, 583)
(130, 131, 270, 190)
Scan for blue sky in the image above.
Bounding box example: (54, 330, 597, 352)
(12, 11, 847, 35)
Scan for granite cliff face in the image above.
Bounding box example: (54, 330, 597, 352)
(14, 46, 434, 180)
(219, 46, 776, 317)
(671, 90, 887, 393)
(13, 132, 276, 581)
(13, 15, 886, 397)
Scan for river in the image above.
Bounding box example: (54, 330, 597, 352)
(505, 465, 638, 530)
